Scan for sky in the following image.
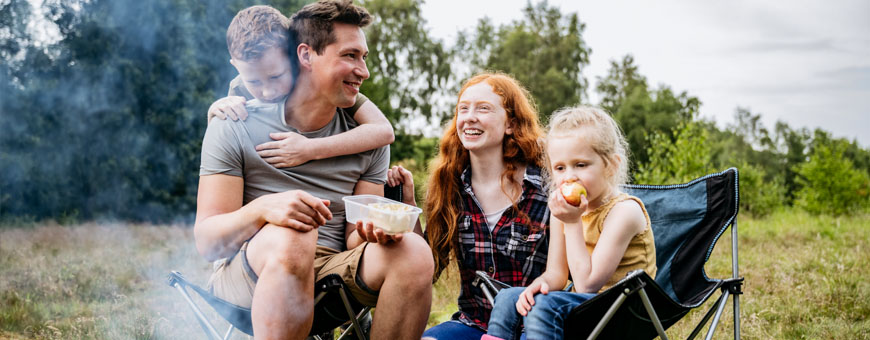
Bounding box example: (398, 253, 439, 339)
(420, 0, 870, 147)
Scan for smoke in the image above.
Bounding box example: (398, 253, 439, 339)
(1, 0, 245, 223)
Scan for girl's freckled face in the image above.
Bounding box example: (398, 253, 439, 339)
(456, 82, 511, 153)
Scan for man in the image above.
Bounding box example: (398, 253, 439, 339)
(194, 1, 434, 339)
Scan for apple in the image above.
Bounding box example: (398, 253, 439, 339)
(560, 180, 587, 206)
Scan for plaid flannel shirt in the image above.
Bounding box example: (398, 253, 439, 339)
(452, 165, 550, 330)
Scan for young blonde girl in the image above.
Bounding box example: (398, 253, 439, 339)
(483, 106, 657, 340)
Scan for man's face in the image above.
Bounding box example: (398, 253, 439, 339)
(308, 23, 370, 108)
(231, 47, 293, 103)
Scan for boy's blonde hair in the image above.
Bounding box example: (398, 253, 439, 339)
(545, 105, 630, 191)
(226, 6, 291, 61)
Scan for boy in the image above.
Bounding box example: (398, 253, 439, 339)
(208, 5, 393, 168)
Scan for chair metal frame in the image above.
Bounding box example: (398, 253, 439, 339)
(167, 271, 371, 340)
(167, 186, 405, 339)
(474, 168, 744, 340)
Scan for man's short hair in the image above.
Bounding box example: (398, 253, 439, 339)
(290, 0, 372, 55)
(226, 5, 291, 61)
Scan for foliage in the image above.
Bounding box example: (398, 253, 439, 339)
(455, 0, 591, 122)
(736, 162, 785, 217)
(793, 137, 870, 216)
(597, 55, 700, 170)
(359, 0, 453, 131)
(635, 121, 712, 185)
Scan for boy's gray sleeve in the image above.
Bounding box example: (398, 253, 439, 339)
(359, 145, 389, 185)
(200, 119, 244, 177)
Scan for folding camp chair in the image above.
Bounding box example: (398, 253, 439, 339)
(167, 185, 405, 340)
(474, 168, 743, 340)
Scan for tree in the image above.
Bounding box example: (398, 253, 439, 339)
(455, 0, 591, 122)
(794, 137, 870, 216)
(358, 0, 452, 163)
(596, 55, 700, 170)
(595, 55, 647, 116)
(1, 0, 307, 222)
(635, 121, 712, 185)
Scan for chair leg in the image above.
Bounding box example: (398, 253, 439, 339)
(222, 325, 235, 340)
(171, 282, 224, 340)
(687, 293, 724, 340)
(337, 288, 368, 340)
(733, 293, 741, 340)
(637, 288, 669, 340)
(586, 288, 631, 340)
(704, 290, 731, 340)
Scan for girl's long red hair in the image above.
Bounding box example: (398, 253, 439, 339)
(425, 72, 544, 281)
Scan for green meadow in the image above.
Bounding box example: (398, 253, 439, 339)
(1, 209, 868, 339)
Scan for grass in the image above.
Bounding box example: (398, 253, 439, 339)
(1, 209, 868, 339)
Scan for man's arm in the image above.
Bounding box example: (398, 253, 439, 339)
(255, 100, 395, 168)
(194, 174, 262, 262)
(194, 174, 333, 262)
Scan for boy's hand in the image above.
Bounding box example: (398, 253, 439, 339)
(548, 189, 587, 225)
(387, 165, 416, 206)
(355, 220, 404, 245)
(253, 190, 332, 232)
(516, 281, 550, 316)
(208, 96, 248, 122)
(256, 132, 312, 168)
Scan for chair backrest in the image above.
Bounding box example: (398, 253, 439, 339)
(623, 168, 739, 306)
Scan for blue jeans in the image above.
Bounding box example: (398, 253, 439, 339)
(422, 320, 484, 340)
(487, 287, 596, 340)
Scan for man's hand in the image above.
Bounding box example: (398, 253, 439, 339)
(386, 165, 416, 206)
(355, 220, 404, 245)
(255, 132, 312, 168)
(516, 280, 550, 316)
(253, 190, 333, 232)
(207, 96, 248, 122)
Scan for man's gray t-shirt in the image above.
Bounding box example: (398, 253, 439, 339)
(200, 98, 390, 251)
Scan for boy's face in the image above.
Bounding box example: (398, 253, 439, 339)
(308, 22, 370, 108)
(231, 47, 293, 103)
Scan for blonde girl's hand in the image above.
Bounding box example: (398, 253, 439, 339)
(548, 190, 587, 225)
(387, 165, 416, 206)
(516, 281, 550, 316)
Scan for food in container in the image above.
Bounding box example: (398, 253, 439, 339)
(343, 195, 422, 234)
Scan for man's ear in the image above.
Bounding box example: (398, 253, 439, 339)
(229, 58, 240, 71)
(297, 43, 313, 71)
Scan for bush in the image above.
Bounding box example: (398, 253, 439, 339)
(794, 140, 870, 216)
(737, 162, 785, 217)
(635, 121, 714, 185)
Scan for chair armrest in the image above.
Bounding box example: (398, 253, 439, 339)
(472, 271, 511, 305)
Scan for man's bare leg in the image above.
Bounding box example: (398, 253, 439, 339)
(246, 224, 318, 340)
(358, 233, 434, 339)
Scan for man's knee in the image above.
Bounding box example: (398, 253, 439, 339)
(390, 233, 434, 277)
(248, 225, 317, 276)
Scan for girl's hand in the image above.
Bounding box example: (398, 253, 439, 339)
(516, 281, 550, 316)
(387, 165, 416, 206)
(548, 189, 587, 224)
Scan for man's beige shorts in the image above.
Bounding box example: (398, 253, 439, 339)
(207, 241, 378, 308)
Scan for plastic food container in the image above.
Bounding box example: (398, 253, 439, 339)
(343, 195, 422, 234)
